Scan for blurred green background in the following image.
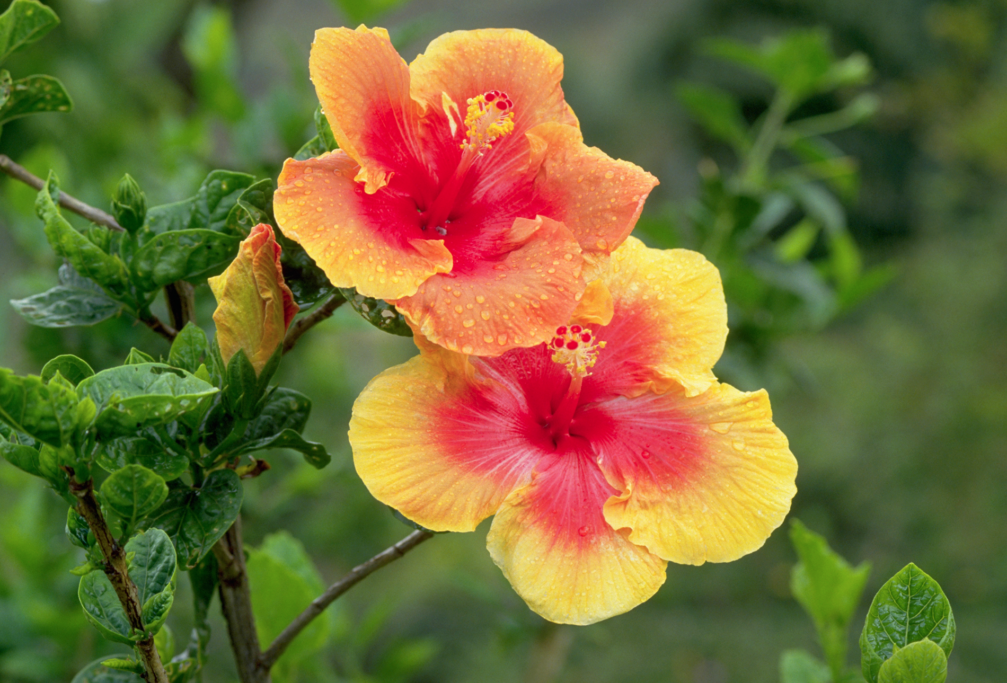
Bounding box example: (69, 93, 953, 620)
(1, 0, 1006, 681)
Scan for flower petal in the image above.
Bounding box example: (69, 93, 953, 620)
(275, 151, 452, 300)
(409, 29, 577, 142)
(310, 26, 426, 193)
(394, 216, 584, 356)
(580, 383, 797, 565)
(349, 346, 544, 532)
(530, 123, 658, 254)
(589, 237, 727, 397)
(487, 448, 667, 625)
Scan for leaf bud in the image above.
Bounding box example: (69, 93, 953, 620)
(111, 173, 147, 233)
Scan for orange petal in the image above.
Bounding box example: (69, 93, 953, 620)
(591, 237, 727, 397)
(275, 151, 452, 301)
(394, 216, 584, 356)
(530, 122, 658, 255)
(310, 26, 426, 193)
(409, 29, 578, 142)
(209, 224, 297, 374)
(582, 383, 797, 565)
(349, 347, 542, 532)
(486, 448, 667, 625)
(571, 279, 614, 326)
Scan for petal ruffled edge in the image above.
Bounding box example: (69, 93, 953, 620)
(592, 383, 797, 565)
(487, 448, 667, 625)
(275, 151, 453, 301)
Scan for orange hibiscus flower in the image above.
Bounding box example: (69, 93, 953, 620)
(349, 238, 798, 624)
(275, 27, 657, 356)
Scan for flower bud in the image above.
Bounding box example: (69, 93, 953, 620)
(209, 224, 298, 375)
(111, 173, 147, 233)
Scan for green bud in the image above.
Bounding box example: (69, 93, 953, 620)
(85, 223, 112, 252)
(111, 173, 147, 233)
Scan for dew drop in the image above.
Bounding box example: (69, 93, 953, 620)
(732, 439, 745, 451)
(710, 422, 733, 434)
(641, 450, 651, 459)
(578, 525, 593, 537)
(463, 319, 475, 328)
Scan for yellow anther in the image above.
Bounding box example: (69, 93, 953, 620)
(550, 324, 606, 378)
(461, 91, 515, 152)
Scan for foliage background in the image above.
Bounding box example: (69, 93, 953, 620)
(1, 0, 1005, 681)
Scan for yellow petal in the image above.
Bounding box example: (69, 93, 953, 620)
(487, 449, 667, 625)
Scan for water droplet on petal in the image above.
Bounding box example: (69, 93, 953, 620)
(732, 439, 745, 451)
(578, 525, 593, 537)
(710, 422, 733, 434)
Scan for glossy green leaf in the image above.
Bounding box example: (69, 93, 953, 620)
(100, 465, 169, 528)
(294, 134, 327, 161)
(11, 262, 123, 329)
(78, 570, 133, 644)
(0, 432, 42, 477)
(41, 354, 94, 386)
(278, 232, 334, 306)
(676, 83, 750, 152)
(340, 287, 411, 336)
(314, 105, 337, 151)
(0, 0, 59, 63)
(776, 219, 820, 263)
(0, 69, 10, 108)
(244, 387, 311, 441)
(76, 363, 217, 439)
(223, 348, 263, 419)
(125, 528, 176, 613)
(66, 506, 93, 549)
(98, 658, 144, 675)
(0, 368, 78, 447)
(130, 229, 241, 291)
(780, 650, 831, 683)
(860, 563, 955, 683)
(146, 169, 255, 237)
(168, 322, 210, 374)
(148, 469, 241, 569)
(330, 0, 409, 24)
(123, 348, 155, 366)
(247, 534, 329, 669)
(154, 623, 175, 662)
(790, 520, 870, 680)
(0, 74, 72, 125)
(95, 436, 189, 482)
(71, 657, 145, 683)
(224, 177, 274, 237)
(877, 640, 948, 683)
(36, 173, 131, 297)
(236, 429, 330, 469)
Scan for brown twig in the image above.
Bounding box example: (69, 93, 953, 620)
(138, 312, 178, 343)
(69, 475, 168, 683)
(212, 516, 270, 683)
(258, 529, 434, 671)
(0, 153, 124, 231)
(282, 292, 345, 355)
(165, 281, 196, 331)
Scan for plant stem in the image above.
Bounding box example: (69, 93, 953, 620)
(0, 153, 124, 231)
(282, 292, 346, 355)
(258, 529, 435, 671)
(213, 516, 270, 683)
(740, 89, 794, 187)
(69, 476, 168, 683)
(165, 281, 197, 332)
(137, 310, 178, 343)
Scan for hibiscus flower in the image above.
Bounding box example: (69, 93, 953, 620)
(275, 26, 657, 356)
(349, 238, 798, 624)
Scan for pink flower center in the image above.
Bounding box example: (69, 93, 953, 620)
(541, 323, 606, 447)
(419, 91, 515, 236)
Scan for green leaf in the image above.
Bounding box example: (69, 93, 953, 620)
(860, 563, 955, 683)
(76, 363, 217, 439)
(247, 534, 329, 669)
(244, 387, 311, 441)
(775, 219, 820, 263)
(99, 659, 144, 675)
(126, 529, 176, 630)
(184, 553, 218, 665)
(10, 262, 123, 328)
(41, 354, 94, 386)
(71, 657, 145, 683)
(330, 0, 409, 24)
(340, 287, 412, 336)
(676, 83, 750, 152)
(877, 640, 948, 683)
(224, 178, 274, 237)
(66, 506, 93, 549)
(0, 0, 60, 63)
(36, 172, 131, 298)
(257, 530, 325, 593)
(780, 650, 831, 683)
(236, 429, 330, 469)
(123, 348, 155, 366)
(181, 5, 245, 121)
(0, 69, 10, 108)
(314, 105, 337, 151)
(278, 232, 335, 307)
(146, 170, 256, 236)
(294, 135, 327, 161)
(100, 465, 169, 528)
(0, 74, 73, 125)
(168, 322, 210, 374)
(790, 520, 871, 681)
(154, 623, 175, 662)
(0, 368, 79, 447)
(0, 428, 43, 477)
(224, 348, 263, 419)
(96, 436, 189, 482)
(130, 229, 241, 291)
(147, 469, 242, 569)
(78, 570, 133, 644)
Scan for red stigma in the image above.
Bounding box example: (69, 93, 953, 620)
(566, 340, 579, 350)
(552, 338, 564, 348)
(570, 325, 582, 334)
(581, 332, 592, 342)
(485, 92, 496, 102)
(556, 326, 567, 335)
(496, 100, 508, 110)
